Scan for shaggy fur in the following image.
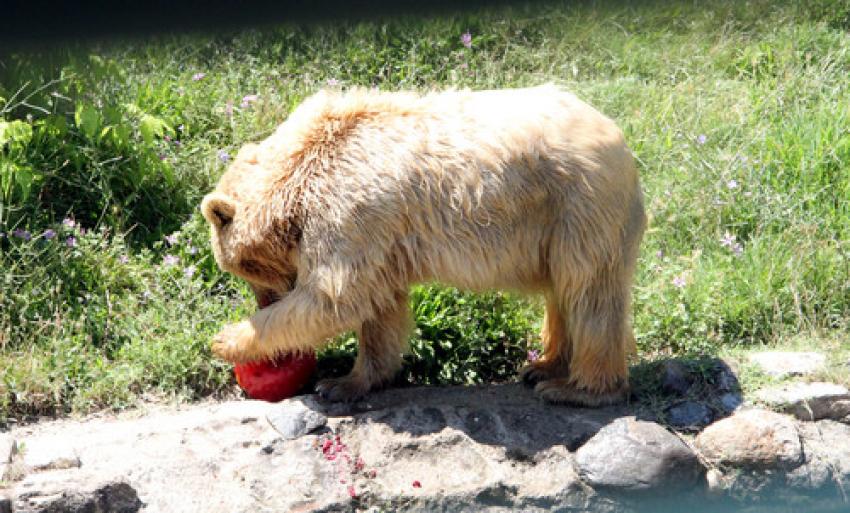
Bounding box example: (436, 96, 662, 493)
(202, 84, 646, 406)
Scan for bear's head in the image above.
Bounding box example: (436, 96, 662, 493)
(201, 143, 301, 308)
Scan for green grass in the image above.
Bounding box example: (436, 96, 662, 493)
(1, 0, 849, 420)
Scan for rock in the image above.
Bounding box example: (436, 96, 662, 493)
(666, 401, 712, 429)
(574, 417, 704, 493)
(661, 360, 693, 396)
(789, 420, 850, 491)
(13, 479, 141, 513)
(9, 384, 850, 512)
(265, 396, 328, 439)
(748, 351, 826, 379)
(705, 468, 725, 493)
(719, 392, 743, 413)
(754, 382, 850, 421)
(695, 409, 803, 470)
(22, 441, 81, 472)
(715, 361, 739, 392)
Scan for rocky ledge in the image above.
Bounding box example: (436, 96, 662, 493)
(2, 352, 850, 513)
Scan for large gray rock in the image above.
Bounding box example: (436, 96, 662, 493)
(789, 420, 850, 492)
(695, 409, 803, 470)
(754, 382, 850, 421)
(660, 360, 693, 396)
(719, 392, 743, 413)
(265, 396, 327, 439)
(748, 351, 826, 378)
(666, 401, 713, 429)
(5, 387, 630, 513)
(574, 417, 704, 493)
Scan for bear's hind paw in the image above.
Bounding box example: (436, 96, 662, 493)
(519, 360, 569, 386)
(534, 378, 628, 407)
(316, 376, 372, 403)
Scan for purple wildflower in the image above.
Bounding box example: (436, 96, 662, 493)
(327, 78, 339, 86)
(158, 154, 166, 161)
(188, 246, 198, 255)
(720, 231, 736, 248)
(163, 254, 179, 266)
(62, 217, 76, 228)
(672, 274, 687, 289)
(12, 228, 31, 241)
(696, 134, 707, 145)
(460, 31, 472, 48)
(733, 243, 744, 257)
(65, 236, 77, 248)
(173, 140, 181, 147)
(164, 134, 171, 142)
(241, 94, 258, 108)
(183, 265, 197, 278)
(726, 179, 738, 189)
(165, 233, 179, 246)
(42, 229, 56, 240)
(218, 149, 230, 163)
(119, 255, 130, 264)
(177, 124, 184, 132)
(192, 72, 206, 81)
(527, 349, 540, 362)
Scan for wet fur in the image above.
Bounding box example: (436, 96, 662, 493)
(201, 85, 646, 406)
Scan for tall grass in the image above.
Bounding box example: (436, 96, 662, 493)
(1, 0, 848, 419)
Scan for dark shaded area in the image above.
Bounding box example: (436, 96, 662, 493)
(307, 355, 744, 441)
(1, 0, 528, 50)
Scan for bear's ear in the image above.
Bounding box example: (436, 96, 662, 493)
(201, 193, 237, 229)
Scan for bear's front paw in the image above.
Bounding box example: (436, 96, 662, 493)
(211, 321, 264, 363)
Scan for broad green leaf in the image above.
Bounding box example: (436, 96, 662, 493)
(111, 124, 131, 149)
(35, 115, 68, 138)
(139, 114, 172, 145)
(14, 164, 34, 202)
(75, 104, 101, 140)
(0, 120, 33, 148)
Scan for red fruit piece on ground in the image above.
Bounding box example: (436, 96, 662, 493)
(233, 352, 317, 402)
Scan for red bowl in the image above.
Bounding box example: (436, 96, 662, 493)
(234, 352, 317, 402)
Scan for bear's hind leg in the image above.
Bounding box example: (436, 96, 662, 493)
(520, 294, 571, 385)
(535, 272, 631, 406)
(316, 294, 411, 402)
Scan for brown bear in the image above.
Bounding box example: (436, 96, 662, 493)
(201, 84, 646, 406)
